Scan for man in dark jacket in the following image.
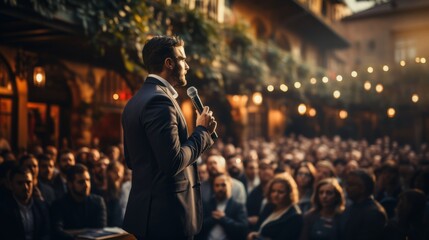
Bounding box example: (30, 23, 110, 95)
(0, 167, 50, 240)
(50, 164, 106, 240)
(340, 169, 387, 240)
(122, 35, 216, 240)
(198, 173, 248, 240)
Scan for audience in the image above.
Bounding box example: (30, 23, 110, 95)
(1, 134, 429, 239)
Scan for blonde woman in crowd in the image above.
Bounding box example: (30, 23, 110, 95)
(247, 173, 303, 240)
(300, 178, 345, 240)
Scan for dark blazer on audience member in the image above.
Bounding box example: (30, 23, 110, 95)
(198, 197, 248, 240)
(50, 193, 107, 240)
(300, 209, 342, 240)
(257, 204, 303, 240)
(246, 184, 265, 230)
(340, 197, 387, 240)
(0, 191, 50, 240)
(122, 77, 213, 239)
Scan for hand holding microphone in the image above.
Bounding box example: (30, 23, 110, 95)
(187, 86, 218, 140)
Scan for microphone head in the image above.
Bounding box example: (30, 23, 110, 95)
(187, 86, 198, 98)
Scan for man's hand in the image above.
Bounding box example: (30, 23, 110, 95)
(196, 106, 217, 134)
(211, 210, 225, 219)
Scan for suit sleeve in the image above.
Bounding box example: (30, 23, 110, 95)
(219, 202, 249, 240)
(143, 95, 213, 177)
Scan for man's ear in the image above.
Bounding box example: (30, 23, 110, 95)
(165, 58, 174, 70)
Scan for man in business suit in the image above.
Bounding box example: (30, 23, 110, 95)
(122, 35, 217, 240)
(197, 173, 248, 240)
(0, 167, 50, 240)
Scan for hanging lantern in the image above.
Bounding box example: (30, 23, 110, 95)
(33, 66, 46, 87)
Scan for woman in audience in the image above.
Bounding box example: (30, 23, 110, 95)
(295, 162, 317, 213)
(300, 178, 345, 240)
(247, 173, 303, 240)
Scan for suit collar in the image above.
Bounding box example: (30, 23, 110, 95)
(146, 74, 178, 99)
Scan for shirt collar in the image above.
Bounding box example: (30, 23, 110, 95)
(148, 74, 179, 99)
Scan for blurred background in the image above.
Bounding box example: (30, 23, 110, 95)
(1, 0, 428, 151)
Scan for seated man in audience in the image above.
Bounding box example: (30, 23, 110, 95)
(340, 169, 387, 240)
(0, 167, 50, 240)
(20, 154, 55, 205)
(51, 164, 107, 240)
(198, 173, 248, 240)
(201, 154, 246, 205)
(52, 150, 76, 199)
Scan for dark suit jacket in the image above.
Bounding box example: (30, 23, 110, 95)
(50, 193, 107, 240)
(257, 204, 303, 240)
(340, 197, 387, 240)
(0, 191, 50, 240)
(198, 198, 248, 240)
(122, 77, 214, 239)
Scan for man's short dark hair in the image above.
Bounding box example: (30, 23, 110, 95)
(143, 35, 184, 73)
(36, 154, 53, 163)
(66, 164, 89, 183)
(349, 169, 375, 197)
(8, 166, 31, 182)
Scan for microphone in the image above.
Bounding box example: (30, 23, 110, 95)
(187, 86, 218, 140)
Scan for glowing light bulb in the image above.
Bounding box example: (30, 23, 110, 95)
(298, 104, 307, 115)
(364, 81, 371, 90)
(339, 110, 348, 119)
(375, 84, 383, 93)
(412, 94, 419, 103)
(333, 90, 341, 99)
(387, 108, 395, 118)
(280, 84, 288, 92)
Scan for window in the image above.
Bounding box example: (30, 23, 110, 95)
(394, 39, 416, 62)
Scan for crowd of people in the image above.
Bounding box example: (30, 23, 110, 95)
(0, 135, 428, 240)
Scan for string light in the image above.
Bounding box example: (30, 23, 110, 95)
(333, 90, 341, 99)
(298, 104, 307, 115)
(415, 57, 420, 63)
(336, 75, 343, 82)
(294, 82, 301, 89)
(339, 110, 348, 119)
(280, 84, 288, 92)
(383, 65, 389, 72)
(367, 67, 374, 73)
(310, 78, 317, 84)
(364, 81, 371, 90)
(267, 85, 274, 92)
(113, 93, 119, 100)
(421, 58, 427, 64)
(322, 76, 329, 83)
(351, 71, 358, 77)
(412, 94, 419, 103)
(400, 60, 406, 67)
(387, 108, 396, 118)
(375, 84, 383, 93)
(308, 108, 317, 117)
